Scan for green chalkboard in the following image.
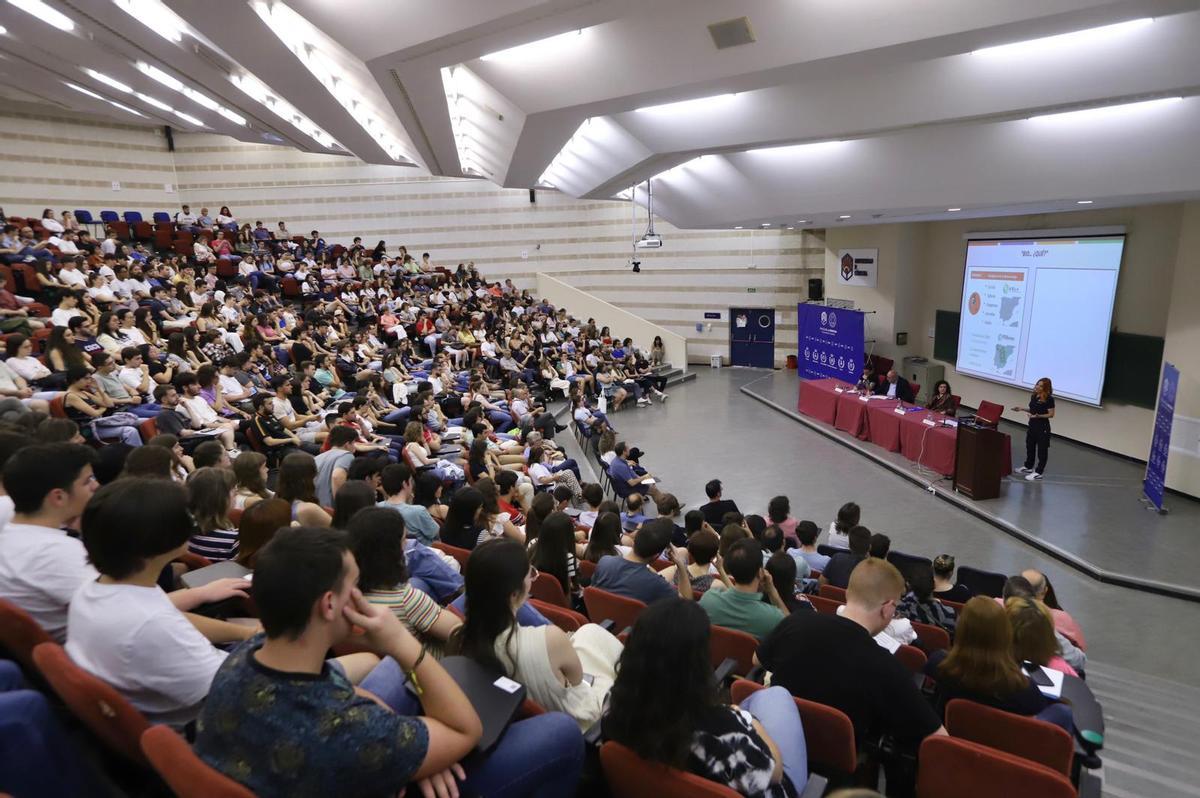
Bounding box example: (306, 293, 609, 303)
(934, 310, 960, 364)
(1102, 331, 1164, 409)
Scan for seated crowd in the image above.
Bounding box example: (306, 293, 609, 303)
(0, 206, 1090, 798)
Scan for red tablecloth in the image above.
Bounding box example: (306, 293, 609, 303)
(898, 410, 1013, 477)
(797, 378, 846, 425)
(834, 391, 872, 439)
(865, 399, 908, 452)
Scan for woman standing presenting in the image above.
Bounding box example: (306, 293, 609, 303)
(1014, 377, 1055, 481)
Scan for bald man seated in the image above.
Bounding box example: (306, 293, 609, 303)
(1022, 569, 1086, 651)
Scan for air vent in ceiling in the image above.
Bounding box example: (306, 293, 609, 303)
(707, 17, 755, 50)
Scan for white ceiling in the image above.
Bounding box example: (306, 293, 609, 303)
(1, 0, 1198, 228)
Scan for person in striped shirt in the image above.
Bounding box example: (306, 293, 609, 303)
(187, 467, 239, 562)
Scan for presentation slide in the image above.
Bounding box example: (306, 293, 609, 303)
(955, 232, 1125, 406)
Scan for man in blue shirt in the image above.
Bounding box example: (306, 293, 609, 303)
(591, 519, 691, 604)
(608, 442, 665, 504)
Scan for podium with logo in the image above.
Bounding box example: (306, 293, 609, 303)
(954, 423, 1004, 500)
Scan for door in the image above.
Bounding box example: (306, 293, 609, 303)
(729, 307, 776, 368)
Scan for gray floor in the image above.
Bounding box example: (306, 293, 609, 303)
(605, 367, 1200, 687)
(744, 369, 1200, 599)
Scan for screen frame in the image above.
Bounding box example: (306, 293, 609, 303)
(954, 225, 1127, 407)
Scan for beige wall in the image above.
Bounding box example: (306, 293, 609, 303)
(826, 203, 1200, 487)
(1162, 202, 1200, 496)
(0, 111, 179, 221)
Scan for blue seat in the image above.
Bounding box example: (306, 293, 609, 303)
(817, 543, 849, 558)
(122, 211, 143, 223)
(73, 210, 95, 224)
(152, 212, 171, 224)
(99, 210, 119, 223)
(957, 566, 1007, 598)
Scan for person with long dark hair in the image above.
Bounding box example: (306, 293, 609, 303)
(582, 511, 624, 563)
(276, 451, 332, 526)
(451, 539, 620, 729)
(329, 480, 378, 529)
(439, 486, 485, 549)
(1014, 376, 1055, 481)
(926, 379, 956, 416)
(604, 598, 809, 796)
(529, 512, 580, 604)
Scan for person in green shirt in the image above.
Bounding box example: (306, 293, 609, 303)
(699, 538, 789, 640)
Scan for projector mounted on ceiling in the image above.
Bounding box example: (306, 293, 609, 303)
(635, 179, 663, 249)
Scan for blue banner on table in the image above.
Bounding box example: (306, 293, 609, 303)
(796, 304, 865, 382)
(1143, 361, 1178, 511)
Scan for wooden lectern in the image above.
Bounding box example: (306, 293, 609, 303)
(954, 424, 1004, 500)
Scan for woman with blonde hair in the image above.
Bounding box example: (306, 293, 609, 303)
(186, 467, 238, 561)
(1005, 596, 1078, 677)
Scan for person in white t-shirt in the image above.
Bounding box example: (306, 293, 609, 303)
(57, 259, 87, 288)
(0, 443, 100, 642)
(0, 432, 35, 532)
(67, 479, 251, 726)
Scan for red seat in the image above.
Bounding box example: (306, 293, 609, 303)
(216, 259, 239, 278)
(109, 221, 131, 241)
(916, 736, 1075, 798)
(138, 417, 158, 443)
(808, 594, 843, 615)
(582, 586, 646, 631)
(431, 541, 471, 571)
(141, 726, 256, 798)
(153, 228, 173, 251)
(529, 571, 571, 608)
(649, 557, 673, 572)
(32, 642, 149, 765)
(818, 584, 847, 602)
(578, 558, 597, 581)
(228, 507, 244, 527)
(708, 624, 759, 677)
(600, 741, 739, 798)
(529, 598, 588, 633)
(48, 394, 67, 419)
(944, 699, 1074, 777)
(0, 598, 53, 673)
(731, 679, 858, 777)
(173, 238, 192, 256)
(910, 382, 921, 400)
(895, 643, 928, 675)
(911, 621, 951, 653)
(132, 221, 154, 242)
(976, 400, 1004, 427)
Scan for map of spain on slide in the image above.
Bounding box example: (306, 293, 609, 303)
(994, 344, 1015, 372)
(1000, 296, 1021, 322)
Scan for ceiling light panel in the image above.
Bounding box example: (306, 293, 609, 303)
(64, 81, 146, 117)
(137, 62, 245, 126)
(230, 71, 341, 151)
(112, 0, 187, 42)
(973, 18, 1152, 58)
(480, 29, 588, 64)
(6, 0, 74, 31)
(252, 1, 412, 162)
(442, 66, 489, 176)
(635, 93, 737, 115)
(84, 68, 132, 93)
(1027, 96, 1183, 123)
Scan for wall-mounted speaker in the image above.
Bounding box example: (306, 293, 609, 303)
(808, 278, 824, 301)
(164, 125, 175, 152)
(529, 189, 536, 204)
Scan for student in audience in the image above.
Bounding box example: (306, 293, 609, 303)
(582, 511, 625, 564)
(765, 552, 814, 614)
(195, 527, 584, 797)
(759, 558, 946, 753)
(766, 495, 799, 543)
(67, 479, 250, 726)
(0, 432, 33, 529)
(925, 597, 1071, 732)
(439, 486, 486, 550)
(821, 525, 871, 588)
(699, 478, 740, 527)
(192, 440, 231, 470)
(590, 518, 692, 604)
(329, 480, 378, 529)
(377, 463, 441, 546)
(931, 554, 972, 603)
(452, 538, 621, 729)
(896, 562, 957, 637)
(1020, 568, 1086, 650)
(231, 451, 272, 510)
(657, 527, 722, 592)
(234, 497, 292, 568)
(792, 519, 828, 573)
(1005, 596, 1078, 677)
(608, 441, 665, 504)
(348, 508, 461, 659)
(604, 598, 809, 796)
(1002, 576, 1086, 674)
(0, 443, 99, 641)
(313, 425, 358, 508)
(869, 532, 891, 560)
(529, 511, 582, 604)
(699, 538, 789, 639)
(187, 466, 239, 561)
(656, 491, 687, 546)
(120, 445, 175, 480)
(827, 500, 860, 548)
(276, 451, 333, 526)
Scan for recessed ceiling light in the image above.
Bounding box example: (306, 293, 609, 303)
(1028, 96, 1183, 123)
(973, 18, 1152, 58)
(635, 93, 736, 115)
(785, 226, 794, 230)
(749, 140, 846, 156)
(761, 223, 771, 228)
(0, 24, 7, 34)
(173, 110, 203, 126)
(796, 220, 809, 224)
(947, 207, 962, 212)
(1076, 200, 1094, 204)
(113, 0, 186, 42)
(64, 82, 146, 117)
(480, 29, 586, 64)
(84, 69, 131, 93)
(734, 226, 744, 230)
(6, 0, 74, 31)
(838, 215, 852, 219)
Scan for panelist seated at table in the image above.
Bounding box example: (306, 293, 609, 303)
(873, 369, 915, 403)
(925, 380, 957, 417)
(855, 366, 876, 394)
